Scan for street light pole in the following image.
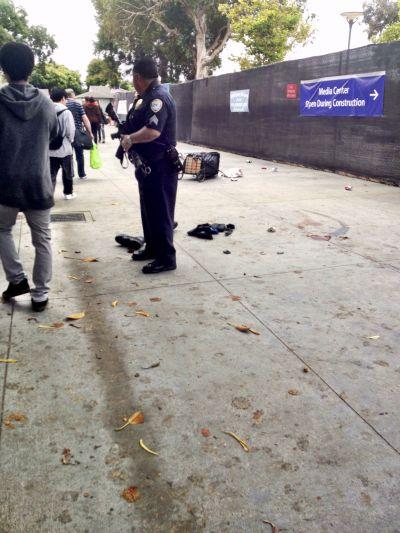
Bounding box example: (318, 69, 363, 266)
(341, 11, 364, 50)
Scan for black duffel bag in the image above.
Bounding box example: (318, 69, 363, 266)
(73, 129, 93, 150)
(182, 152, 220, 182)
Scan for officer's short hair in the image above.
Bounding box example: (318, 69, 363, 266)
(133, 57, 159, 80)
(0, 42, 35, 81)
(50, 87, 68, 103)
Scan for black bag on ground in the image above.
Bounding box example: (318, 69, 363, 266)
(49, 109, 67, 151)
(73, 129, 93, 150)
(182, 152, 220, 181)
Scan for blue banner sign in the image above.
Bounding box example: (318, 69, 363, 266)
(300, 71, 385, 117)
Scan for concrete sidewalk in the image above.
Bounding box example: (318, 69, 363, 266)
(1, 136, 399, 532)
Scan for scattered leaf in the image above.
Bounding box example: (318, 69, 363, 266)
(74, 250, 81, 254)
(150, 297, 162, 302)
(307, 234, 331, 241)
(368, 335, 380, 340)
(223, 431, 250, 452)
(262, 519, 278, 533)
(67, 275, 80, 281)
(141, 362, 160, 370)
(66, 312, 86, 321)
(4, 413, 27, 429)
(228, 323, 260, 335)
(139, 439, 159, 456)
(61, 448, 72, 465)
(38, 322, 64, 330)
(201, 428, 211, 438)
(252, 410, 264, 423)
(27, 317, 38, 323)
(115, 411, 144, 432)
(303, 368, 309, 373)
(122, 486, 140, 503)
(111, 300, 119, 308)
(288, 389, 300, 396)
(135, 311, 151, 318)
(81, 257, 99, 263)
(230, 295, 241, 301)
(0, 359, 17, 364)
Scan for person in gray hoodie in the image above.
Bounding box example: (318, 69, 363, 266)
(0, 42, 58, 312)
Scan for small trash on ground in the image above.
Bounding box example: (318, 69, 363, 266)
(223, 250, 231, 255)
(115, 411, 144, 432)
(230, 295, 241, 301)
(246, 160, 253, 164)
(69, 324, 81, 329)
(252, 410, 264, 424)
(338, 236, 350, 240)
(0, 358, 17, 364)
(303, 368, 309, 373)
(135, 310, 151, 318)
(223, 168, 243, 178)
(141, 362, 160, 370)
(261, 166, 267, 170)
(262, 519, 278, 533)
(3, 413, 27, 429)
(122, 486, 140, 503)
(277, 251, 285, 255)
(368, 335, 380, 340)
(68, 275, 80, 281)
(111, 300, 119, 308)
(139, 439, 159, 456)
(307, 234, 331, 241)
(267, 227, 276, 233)
(61, 448, 72, 465)
(201, 428, 211, 438)
(345, 185, 353, 191)
(223, 431, 250, 452)
(271, 167, 278, 172)
(288, 389, 300, 396)
(38, 322, 64, 330)
(150, 297, 162, 302)
(188, 223, 235, 240)
(67, 312, 86, 321)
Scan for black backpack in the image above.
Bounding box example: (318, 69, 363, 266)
(49, 109, 68, 151)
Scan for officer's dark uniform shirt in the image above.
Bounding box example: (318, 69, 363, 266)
(126, 81, 176, 163)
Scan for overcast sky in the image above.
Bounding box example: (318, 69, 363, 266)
(16, 0, 369, 79)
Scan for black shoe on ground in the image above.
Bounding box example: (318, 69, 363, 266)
(2, 278, 30, 301)
(31, 299, 48, 312)
(115, 234, 144, 250)
(142, 260, 176, 274)
(132, 248, 155, 261)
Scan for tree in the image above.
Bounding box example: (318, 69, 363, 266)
(86, 57, 122, 87)
(363, 0, 399, 40)
(220, 0, 312, 69)
(93, 0, 230, 80)
(30, 62, 83, 94)
(0, 0, 57, 64)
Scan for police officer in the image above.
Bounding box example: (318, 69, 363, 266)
(121, 57, 178, 274)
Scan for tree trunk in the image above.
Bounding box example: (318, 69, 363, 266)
(194, 11, 209, 79)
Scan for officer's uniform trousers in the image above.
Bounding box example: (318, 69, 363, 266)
(136, 158, 178, 266)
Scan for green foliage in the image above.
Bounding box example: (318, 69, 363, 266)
(30, 62, 83, 94)
(86, 57, 122, 87)
(219, 0, 312, 69)
(379, 20, 400, 40)
(0, 0, 56, 63)
(363, 0, 399, 41)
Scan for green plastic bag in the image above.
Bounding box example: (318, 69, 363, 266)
(90, 143, 102, 170)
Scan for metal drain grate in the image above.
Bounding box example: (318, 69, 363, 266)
(51, 212, 87, 223)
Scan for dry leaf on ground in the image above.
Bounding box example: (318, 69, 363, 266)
(0, 359, 17, 364)
(27, 317, 38, 322)
(223, 431, 250, 452)
(66, 312, 86, 320)
(81, 257, 99, 263)
(61, 448, 72, 465)
(4, 413, 27, 429)
(201, 428, 211, 438)
(141, 362, 160, 370)
(122, 486, 140, 503)
(67, 275, 80, 281)
(139, 439, 159, 456)
(38, 322, 64, 330)
(135, 311, 151, 318)
(150, 297, 162, 302)
(230, 295, 241, 301)
(252, 410, 264, 423)
(288, 389, 300, 396)
(262, 519, 278, 533)
(115, 411, 144, 432)
(307, 234, 331, 241)
(228, 323, 260, 335)
(111, 300, 119, 308)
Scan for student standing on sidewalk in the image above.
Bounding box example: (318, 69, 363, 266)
(0, 42, 58, 312)
(83, 97, 102, 144)
(49, 88, 76, 200)
(66, 89, 93, 179)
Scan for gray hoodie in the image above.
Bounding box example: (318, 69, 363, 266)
(0, 83, 58, 210)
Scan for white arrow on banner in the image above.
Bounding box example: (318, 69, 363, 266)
(370, 89, 379, 101)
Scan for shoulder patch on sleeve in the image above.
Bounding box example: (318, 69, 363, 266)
(150, 99, 163, 113)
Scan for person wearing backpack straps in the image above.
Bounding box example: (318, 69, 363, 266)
(49, 88, 76, 199)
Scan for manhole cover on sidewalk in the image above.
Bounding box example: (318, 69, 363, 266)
(51, 212, 87, 223)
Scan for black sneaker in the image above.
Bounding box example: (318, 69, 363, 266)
(132, 248, 155, 261)
(142, 260, 176, 274)
(31, 299, 48, 312)
(2, 278, 30, 301)
(115, 234, 144, 250)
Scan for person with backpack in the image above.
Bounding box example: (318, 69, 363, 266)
(49, 88, 76, 200)
(0, 42, 58, 312)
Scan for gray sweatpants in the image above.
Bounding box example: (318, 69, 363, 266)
(0, 204, 52, 302)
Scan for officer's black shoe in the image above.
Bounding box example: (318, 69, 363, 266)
(2, 278, 30, 301)
(31, 299, 48, 312)
(132, 248, 155, 261)
(142, 260, 177, 274)
(173, 221, 178, 230)
(115, 234, 144, 250)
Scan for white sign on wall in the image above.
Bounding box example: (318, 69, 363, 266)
(117, 99, 127, 115)
(230, 90, 250, 112)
